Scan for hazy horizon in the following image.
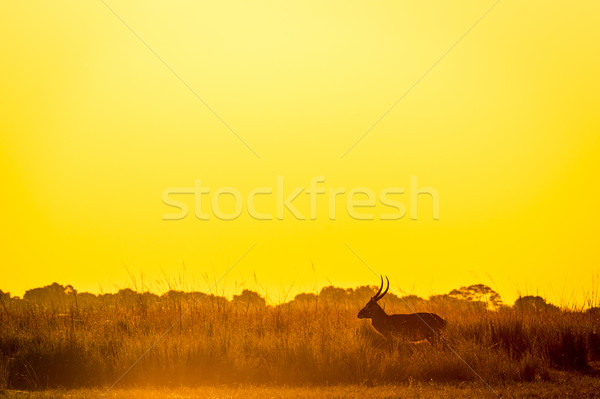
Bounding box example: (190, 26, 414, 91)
(2, 2, 599, 309)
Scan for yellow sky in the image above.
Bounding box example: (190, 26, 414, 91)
(1, 1, 599, 306)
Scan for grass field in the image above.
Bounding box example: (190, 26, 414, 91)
(1, 283, 599, 397)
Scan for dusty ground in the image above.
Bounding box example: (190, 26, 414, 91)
(2, 377, 600, 399)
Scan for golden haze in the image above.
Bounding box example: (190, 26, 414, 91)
(0, 1, 599, 305)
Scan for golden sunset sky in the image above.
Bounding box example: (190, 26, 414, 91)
(1, 1, 598, 306)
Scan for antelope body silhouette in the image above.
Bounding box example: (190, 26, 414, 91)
(358, 276, 446, 343)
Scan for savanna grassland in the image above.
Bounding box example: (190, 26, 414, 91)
(1, 283, 599, 398)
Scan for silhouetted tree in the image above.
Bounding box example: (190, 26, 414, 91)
(319, 286, 347, 302)
(429, 293, 490, 313)
(23, 282, 77, 309)
(114, 288, 139, 305)
(232, 289, 266, 309)
(350, 285, 379, 302)
(76, 292, 98, 307)
(291, 292, 318, 304)
(448, 284, 503, 309)
(514, 295, 560, 312)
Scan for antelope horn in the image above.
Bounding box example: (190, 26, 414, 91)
(372, 275, 384, 299)
(375, 276, 390, 302)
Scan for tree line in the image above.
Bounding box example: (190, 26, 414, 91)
(0, 282, 574, 314)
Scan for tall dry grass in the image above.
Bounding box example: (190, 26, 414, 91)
(0, 285, 598, 389)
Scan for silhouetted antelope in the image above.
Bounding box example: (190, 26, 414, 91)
(358, 276, 446, 344)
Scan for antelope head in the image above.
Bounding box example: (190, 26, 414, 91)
(357, 275, 389, 319)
